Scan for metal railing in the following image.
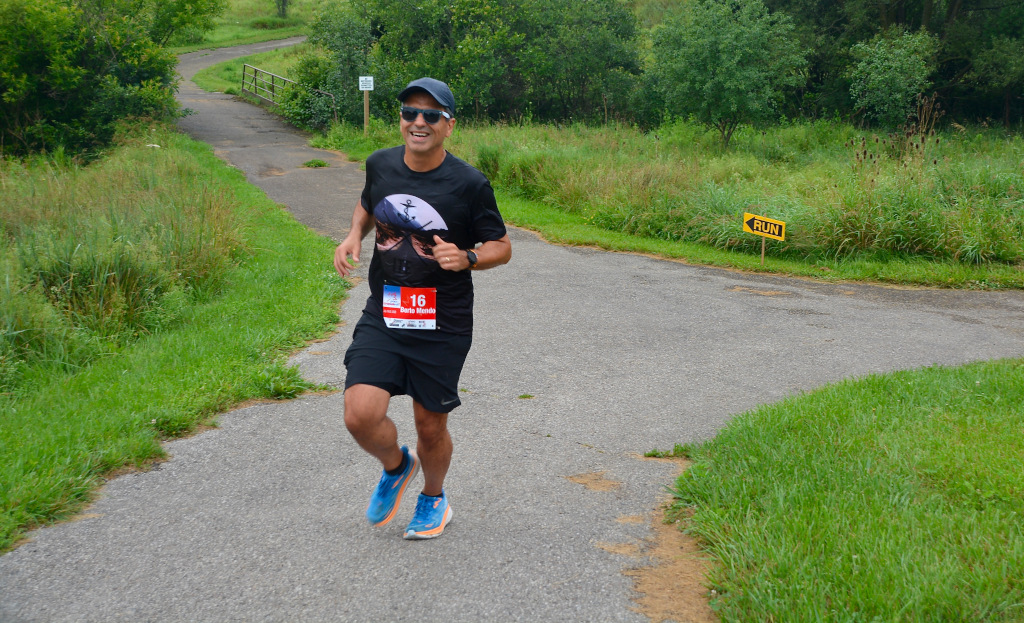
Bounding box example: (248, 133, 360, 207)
(241, 64, 337, 123)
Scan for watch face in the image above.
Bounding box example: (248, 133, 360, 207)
(467, 250, 478, 266)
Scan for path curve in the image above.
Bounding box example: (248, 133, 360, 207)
(1, 40, 1022, 623)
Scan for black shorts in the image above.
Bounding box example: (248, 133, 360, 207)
(344, 312, 472, 413)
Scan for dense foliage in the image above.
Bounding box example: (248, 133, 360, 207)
(760, 0, 1024, 127)
(651, 0, 807, 147)
(0, 0, 225, 156)
(288, 0, 1024, 131)
(290, 0, 641, 127)
(848, 28, 937, 127)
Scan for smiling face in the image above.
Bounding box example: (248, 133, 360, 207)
(400, 91, 455, 171)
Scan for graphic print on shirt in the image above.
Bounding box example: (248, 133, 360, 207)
(374, 193, 449, 285)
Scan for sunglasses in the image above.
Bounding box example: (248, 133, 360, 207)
(400, 106, 452, 124)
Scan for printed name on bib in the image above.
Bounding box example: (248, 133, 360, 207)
(382, 285, 437, 330)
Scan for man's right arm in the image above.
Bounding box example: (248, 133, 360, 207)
(334, 201, 374, 277)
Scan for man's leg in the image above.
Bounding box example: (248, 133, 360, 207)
(412, 401, 451, 496)
(345, 383, 422, 527)
(344, 383, 402, 471)
(403, 401, 454, 539)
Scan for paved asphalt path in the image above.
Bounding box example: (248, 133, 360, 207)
(2, 40, 1023, 623)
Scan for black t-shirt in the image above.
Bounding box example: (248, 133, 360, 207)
(360, 146, 507, 335)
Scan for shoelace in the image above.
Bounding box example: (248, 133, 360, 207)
(413, 495, 441, 519)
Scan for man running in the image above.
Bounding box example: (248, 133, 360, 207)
(333, 77, 512, 539)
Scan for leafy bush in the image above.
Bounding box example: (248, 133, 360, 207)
(297, 0, 641, 125)
(282, 4, 374, 128)
(849, 29, 938, 129)
(650, 0, 808, 148)
(0, 0, 224, 156)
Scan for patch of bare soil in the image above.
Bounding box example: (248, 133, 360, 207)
(565, 461, 718, 622)
(605, 458, 719, 623)
(727, 285, 792, 297)
(565, 470, 622, 492)
(623, 508, 718, 623)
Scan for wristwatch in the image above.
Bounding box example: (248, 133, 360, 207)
(465, 249, 478, 268)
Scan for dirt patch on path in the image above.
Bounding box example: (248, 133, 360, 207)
(624, 508, 718, 623)
(593, 457, 718, 623)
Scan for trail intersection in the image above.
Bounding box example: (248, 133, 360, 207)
(1, 40, 1022, 622)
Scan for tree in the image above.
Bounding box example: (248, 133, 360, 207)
(317, 0, 641, 124)
(149, 0, 227, 46)
(764, 0, 1024, 124)
(275, 0, 288, 18)
(0, 0, 225, 156)
(848, 28, 937, 128)
(522, 0, 640, 122)
(651, 0, 807, 148)
(970, 36, 1024, 129)
(287, 3, 374, 127)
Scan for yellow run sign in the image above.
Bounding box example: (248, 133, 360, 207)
(743, 213, 786, 241)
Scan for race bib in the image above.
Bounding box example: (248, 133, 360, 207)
(382, 285, 437, 330)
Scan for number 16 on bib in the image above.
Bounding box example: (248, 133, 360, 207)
(382, 285, 437, 330)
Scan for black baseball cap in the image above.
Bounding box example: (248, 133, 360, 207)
(398, 77, 456, 115)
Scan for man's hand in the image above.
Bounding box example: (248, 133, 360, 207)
(334, 236, 362, 277)
(433, 235, 469, 271)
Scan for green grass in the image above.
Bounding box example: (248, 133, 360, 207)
(492, 190, 1024, 288)
(670, 359, 1024, 621)
(301, 118, 1024, 289)
(311, 118, 398, 162)
(191, 43, 309, 96)
(180, 42, 1023, 621)
(0, 126, 347, 551)
(168, 0, 326, 54)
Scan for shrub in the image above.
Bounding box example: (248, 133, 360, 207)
(650, 0, 807, 148)
(849, 29, 938, 129)
(0, 0, 224, 156)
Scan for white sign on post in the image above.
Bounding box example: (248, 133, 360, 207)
(359, 77, 374, 137)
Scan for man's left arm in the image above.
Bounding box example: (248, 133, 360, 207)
(432, 234, 511, 272)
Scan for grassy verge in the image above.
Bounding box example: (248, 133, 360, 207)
(168, 0, 324, 54)
(308, 120, 1024, 288)
(662, 358, 1024, 621)
(0, 127, 347, 551)
(492, 191, 1024, 288)
(191, 43, 310, 96)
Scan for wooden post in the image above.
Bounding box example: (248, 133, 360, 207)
(761, 237, 766, 266)
(358, 76, 374, 136)
(364, 90, 370, 137)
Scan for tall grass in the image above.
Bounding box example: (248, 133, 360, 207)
(305, 117, 1022, 287)
(0, 126, 242, 395)
(0, 125, 347, 549)
(443, 120, 1024, 269)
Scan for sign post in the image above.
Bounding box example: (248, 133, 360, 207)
(742, 212, 786, 265)
(358, 76, 374, 137)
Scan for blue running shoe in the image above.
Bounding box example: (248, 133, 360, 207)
(403, 491, 453, 540)
(366, 446, 419, 526)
